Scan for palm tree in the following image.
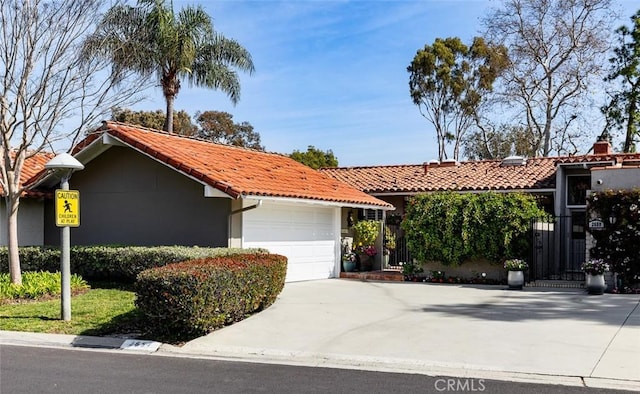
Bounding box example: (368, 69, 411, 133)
(83, 0, 254, 133)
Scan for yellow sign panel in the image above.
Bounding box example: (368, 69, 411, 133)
(55, 190, 80, 227)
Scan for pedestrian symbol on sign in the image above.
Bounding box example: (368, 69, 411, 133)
(55, 190, 80, 227)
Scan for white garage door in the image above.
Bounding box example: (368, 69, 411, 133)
(242, 201, 339, 282)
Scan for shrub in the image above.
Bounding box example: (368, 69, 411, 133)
(352, 220, 379, 249)
(0, 271, 89, 302)
(135, 253, 287, 339)
(588, 189, 640, 285)
(402, 192, 547, 266)
(0, 245, 268, 283)
(0, 246, 60, 273)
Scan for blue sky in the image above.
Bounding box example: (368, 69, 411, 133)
(132, 0, 640, 167)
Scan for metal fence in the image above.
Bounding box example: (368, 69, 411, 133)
(388, 236, 411, 268)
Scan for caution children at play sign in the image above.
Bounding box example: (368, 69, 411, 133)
(55, 189, 80, 227)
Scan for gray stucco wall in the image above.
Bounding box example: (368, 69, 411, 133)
(44, 146, 230, 247)
(591, 167, 640, 192)
(0, 198, 45, 246)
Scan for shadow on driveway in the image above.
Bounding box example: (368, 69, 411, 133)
(420, 289, 640, 326)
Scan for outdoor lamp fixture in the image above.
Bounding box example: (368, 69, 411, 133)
(609, 215, 617, 225)
(45, 153, 84, 321)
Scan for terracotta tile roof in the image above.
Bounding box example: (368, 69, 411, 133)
(75, 121, 392, 209)
(321, 158, 555, 193)
(321, 152, 640, 194)
(1, 152, 55, 197)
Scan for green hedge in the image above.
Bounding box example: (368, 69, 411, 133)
(402, 191, 547, 265)
(0, 246, 268, 282)
(135, 253, 287, 339)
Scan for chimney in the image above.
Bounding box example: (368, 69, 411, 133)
(439, 159, 458, 168)
(593, 139, 612, 155)
(423, 160, 440, 174)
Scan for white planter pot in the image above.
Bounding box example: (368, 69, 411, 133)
(507, 270, 524, 290)
(586, 273, 606, 295)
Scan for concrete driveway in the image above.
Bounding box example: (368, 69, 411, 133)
(172, 279, 640, 390)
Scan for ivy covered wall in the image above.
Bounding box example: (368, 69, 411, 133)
(402, 192, 547, 266)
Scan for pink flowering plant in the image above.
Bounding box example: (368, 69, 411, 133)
(358, 245, 378, 257)
(581, 259, 610, 275)
(503, 259, 528, 271)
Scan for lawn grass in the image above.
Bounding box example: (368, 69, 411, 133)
(0, 283, 144, 337)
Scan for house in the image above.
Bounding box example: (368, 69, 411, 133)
(23, 121, 393, 282)
(0, 153, 53, 247)
(321, 139, 640, 283)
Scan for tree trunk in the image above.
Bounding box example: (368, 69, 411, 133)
(624, 96, 637, 153)
(164, 94, 175, 133)
(5, 194, 21, 285)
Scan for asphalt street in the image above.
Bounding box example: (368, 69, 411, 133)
(0, 345, 634, 394)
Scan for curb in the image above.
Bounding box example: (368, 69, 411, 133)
(0, 331, 160, 353)
(2, 330, 639, 392)
(159, 344, 640, 392)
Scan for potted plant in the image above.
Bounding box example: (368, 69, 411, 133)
(581, 259, 609, 295)
(342, 251, 357, 272)
(401, 261, 423, 281)
(357, 244, 377, 271)
(352, 220, 379, 271)
(504, 258, 528, 290)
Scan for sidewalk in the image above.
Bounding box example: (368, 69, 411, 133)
(2, 279, 639, 391)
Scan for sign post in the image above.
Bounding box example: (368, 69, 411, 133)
(45, 153, 84, 321)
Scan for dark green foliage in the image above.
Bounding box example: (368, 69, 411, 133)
(588, 190, 640, 285)
(290, 145, 338, 169)
(601, 11, 640, 153)
(402, 192, 546, 266)
(135, 254, 287, 339)
(0, 246, 61, 273)
(111, 107, 198, 136)
(196, 110, 264, 150)
(0, 246, 267, 283)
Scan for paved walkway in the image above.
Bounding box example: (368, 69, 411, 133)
(2, 279, 639, 390)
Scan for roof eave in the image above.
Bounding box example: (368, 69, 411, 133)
(242, 194, 394, 210)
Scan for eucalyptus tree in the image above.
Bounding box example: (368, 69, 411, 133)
(408, 37, 508, 161)
(602, 10, 640, 153)
(0, 0, 146, 285)
(84, 0, 255, 133)
(484, 0, 616, 157)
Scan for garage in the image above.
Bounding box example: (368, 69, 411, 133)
(36, 122, 392, 281)
(242, 200, 340, 282)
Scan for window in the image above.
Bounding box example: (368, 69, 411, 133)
(571, 211, 586, 240)
(360, 209, 383, 221)
(566, 175, 590, 206)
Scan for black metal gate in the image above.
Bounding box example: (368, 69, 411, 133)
(389, 236, 411, 267)
(528, 215, 586, 283)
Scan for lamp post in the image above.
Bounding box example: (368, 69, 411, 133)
(45, 153, 84, 321)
